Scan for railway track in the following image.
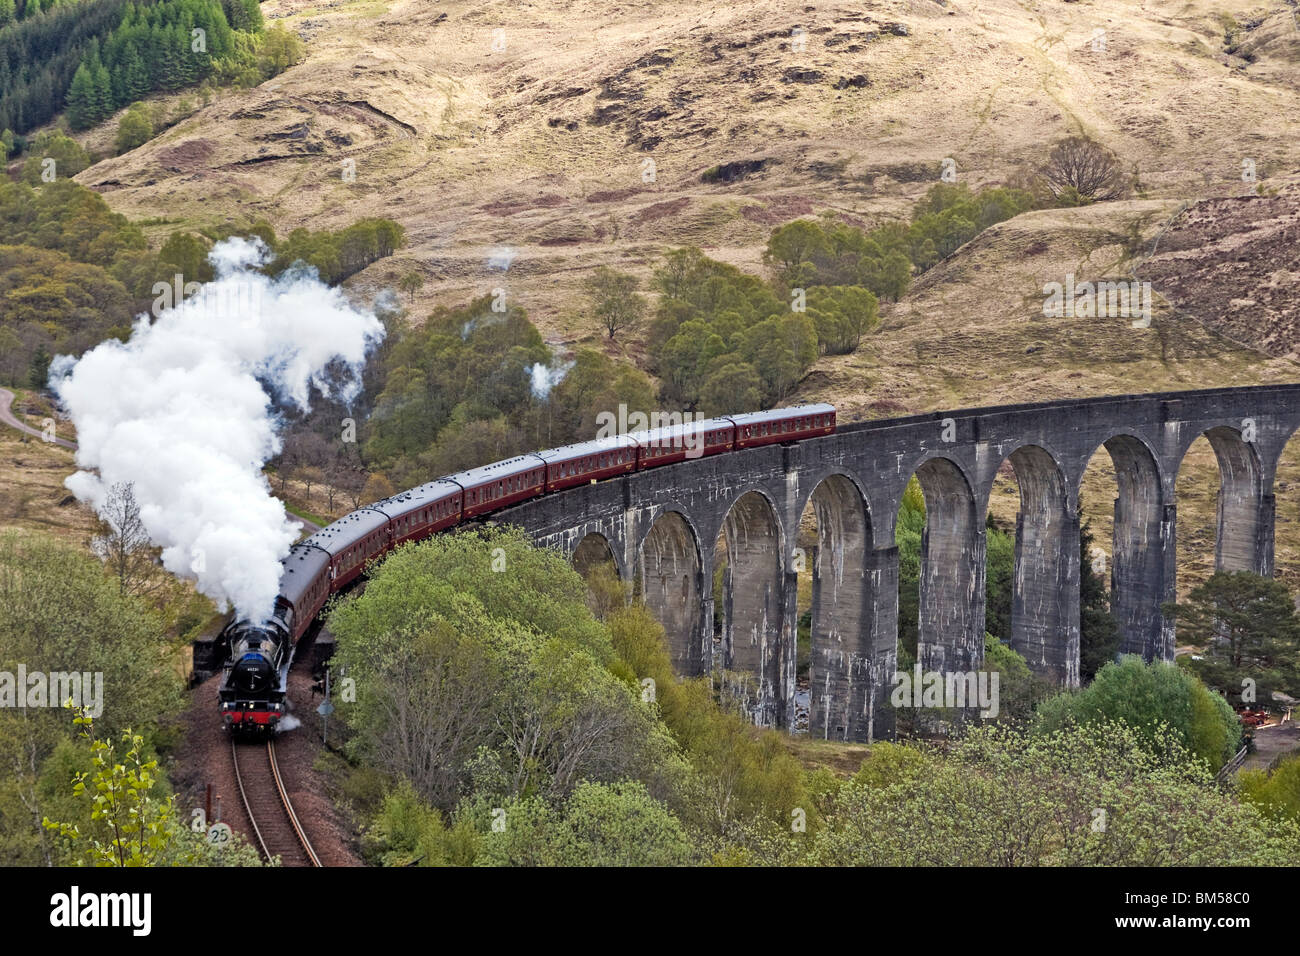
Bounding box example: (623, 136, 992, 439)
(231, 738, 322, 867)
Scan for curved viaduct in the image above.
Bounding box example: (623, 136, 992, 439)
(490, 385, 1300, 743)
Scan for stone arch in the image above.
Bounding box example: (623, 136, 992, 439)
(718, 489, 785, 728)
(804, 473, 873, 739)
(572, 532, 620, 580)
(912, 456, 983, 674)
(1198, 426, 1265, 574)
(638, 510, 706, 677)
(999, 444, 1079, 686)
(1091, 433, 1168, 661)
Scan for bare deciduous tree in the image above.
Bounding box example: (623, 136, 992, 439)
(1038, 136, 1129, 204)
(91, 481, 161, 597)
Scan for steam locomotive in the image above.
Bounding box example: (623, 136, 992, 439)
(217, 403, 837, 734)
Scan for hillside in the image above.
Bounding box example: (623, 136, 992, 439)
(57, 0, 1300, 590)
(70, 0, 1296, 378)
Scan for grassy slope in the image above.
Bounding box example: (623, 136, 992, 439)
(39, 0, 1300, 602)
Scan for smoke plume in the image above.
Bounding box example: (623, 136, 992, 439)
(51, 238, 384, 623)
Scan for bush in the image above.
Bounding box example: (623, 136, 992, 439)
(812, 722, 1300, 865)
(1034, 655, 1240, 769)
(114, 102, 154, 154)
(473, 781, 693, 867)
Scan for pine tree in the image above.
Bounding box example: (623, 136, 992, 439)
(158, 23, 183, 89)
(0, 0, 15, 27)
(93, 64, 113, 120)
(221, 0, 245, 31)
(124, 49, 149, 102)
(65, 63, 96, 130)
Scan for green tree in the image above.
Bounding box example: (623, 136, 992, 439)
(1035, 655, 1241, 769)
(92, 62, 113, 121)
(43, 711, 262, 866)
(159, 230, 214, 284)
(763, 218, 829, 289)
(1240, 754, 1300, 823)
(114, 102, 154, 154)
(805, 284, 879, 355)
(474, 781, 692, 867)
(20, 133, 90, 182)
(0, 532, 187, 864)
(64, 64, 97, 131)
(397, 269, 424, 303)
(1079, 516, 1120, 682)
(812, 721, 1300, 866)
(699, 361, 762, 417)
(329, 527, 667, 808)
(27, 343, 50, 388)
(257, 24, 302, 78)
(583, 265, 646, 340)
(1163, 570, 1300, 705)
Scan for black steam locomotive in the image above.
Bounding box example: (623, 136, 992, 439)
(216, 598, 296, 734)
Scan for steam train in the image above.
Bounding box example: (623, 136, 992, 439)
(217, 403, 837, 733)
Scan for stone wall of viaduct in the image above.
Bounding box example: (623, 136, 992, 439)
(490, 385, 1300, 743)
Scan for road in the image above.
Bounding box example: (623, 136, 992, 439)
(0, 387, 322, 535)
(0, 387, 77, 449)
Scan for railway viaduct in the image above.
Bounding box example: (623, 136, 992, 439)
(491, 384, 1300, 743)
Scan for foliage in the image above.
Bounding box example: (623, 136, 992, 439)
(361, 297, 653, 486)
(363, 295, 548, 476)
(90, 481, 165, 598)
(365, 777, 478, 866)
(329, 527, 672, 808)
(812, 722, 1300, 865)
(605, 602, 809, 835)
(113, 100, 153, 153)
(397, 269, 423, 303)
(0, 531, 202, 864)
(649, 246, 816, 412)
(583, 265, 646, 340)
(42, 710, 260, 866)
(1239, 755, 1300, 823)
(0, 0, 291, 137)
(985, 633, 1052, 721)
(471, 780, 692, 867)
(254, 23, 301, 77)
(763, 183, 1036, 306)
(0, 181, 399, 388)
(266, 218, 405, 285)
(0, 0, 136, 135)
(1035, 655, 1241, 769)
(19, 131, 89, 182)
(1163, 570, 1300, 705)
(1079, 516, 1120, 682)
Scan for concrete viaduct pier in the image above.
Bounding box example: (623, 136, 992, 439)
(492, 385, 1297, 742)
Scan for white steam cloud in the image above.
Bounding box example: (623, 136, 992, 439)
(51, 237, 385, 624)
(529, 358, 574, 400)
